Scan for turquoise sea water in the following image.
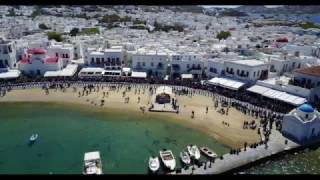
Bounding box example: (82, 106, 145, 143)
(0, 102, 229, 174)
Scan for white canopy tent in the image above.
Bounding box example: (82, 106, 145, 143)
(247, 85, 307, 106)
(0, 70, 21, 79)
(44, 64, 78, 77)
(131, 71, 147, 78)
(181, 74, 193, 79)
(156, 86, 173, 96)
(207, 77, 245, 90)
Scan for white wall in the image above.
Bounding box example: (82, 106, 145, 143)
(0, 41, 17, 70)
(224, 62, 269, 81)
(131, 54, 168, 77)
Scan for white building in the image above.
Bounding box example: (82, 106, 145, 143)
(130, 49, 168, 78)
(224, 60, 269, 82)
(268, 55, 304, 76)
(207, 58, 227, 78)
(282, 104, 320, 144)
(207, 59, 269, 82)
(293, 66, 320, 104)
(85, 47, 124, 70)
(0, 38, 20, 79)
(18, 48, 63, 76)
(0, 38, 17, 70)
(170, 53, 204, 79)
(47, 43, 75, 67)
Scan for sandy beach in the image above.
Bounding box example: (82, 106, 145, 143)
(0, 85, 260, 148)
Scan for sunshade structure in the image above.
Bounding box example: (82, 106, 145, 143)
(247, 85, 307, 106)
(156, 86, 173, 96)
(207, 77, 246, 90)
(44, 64, 78, 77)
(131, 71, 147, 78)
(181, 74, 193, 79)
(0, 70, 21, 79)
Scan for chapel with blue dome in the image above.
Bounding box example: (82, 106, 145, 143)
(298, 104, 314, 113)
(281, 103, 320, 144)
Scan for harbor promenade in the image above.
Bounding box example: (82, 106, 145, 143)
(171, 128, 299, 174)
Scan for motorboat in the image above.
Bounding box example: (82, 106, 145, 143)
(29, 134, 38, 143)
(159, 149, 176, 171)
(187, 145, 201, 160)
(179, 151, 191, 165)
(83, 151, 103, 175)
(148, 156, 160, 173)
(200, 146, 217, 159)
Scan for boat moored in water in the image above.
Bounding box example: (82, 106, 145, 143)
(200, 146, 217, 159)
(148, 156, 160, 173)
(187, 145, 201, 160)
(159, 149, 176, 171)
(29, 134, 38, 143)
(83, 151, 103, 175)
(180, 151, 191, 165)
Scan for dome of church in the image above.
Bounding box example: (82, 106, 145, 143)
(298, 104, 314, 113)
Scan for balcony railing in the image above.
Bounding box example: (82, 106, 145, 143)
(187, 67, 202, 72)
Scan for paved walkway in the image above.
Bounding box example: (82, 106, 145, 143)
(170, 129, 299, 174)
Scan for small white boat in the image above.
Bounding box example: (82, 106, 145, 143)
(29, 134, 38, 142)
(83, 151, 103, 175)
(159, 149, 176, 171)
(200, 146, 217, 159)
(180, 151, 191, 165)
(148, 156, 160, 173)
(187, 145, 201, 160)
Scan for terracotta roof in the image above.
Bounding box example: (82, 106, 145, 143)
(295, 66, 320, 77)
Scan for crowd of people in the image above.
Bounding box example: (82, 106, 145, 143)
(0, 76, 293, 115)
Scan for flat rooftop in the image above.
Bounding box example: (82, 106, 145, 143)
(230, 60, 266, 66)
(295, 66, 320, 77)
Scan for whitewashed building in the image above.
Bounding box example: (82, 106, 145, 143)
(18, 48, 63, 76)
(224, 60, 269, 82)
(207, 58, 269, 82)
(170, 53, 204, 79)
(47, 43, 75, 67)
(130, 49, 168, 78)
(0, 38, 20, 79)
(293, 66, 320, 104)
(0, 38, 17, 70)
(268, 54, 304, 76)
(85, 47, 124, 70)
(282, 104, 320, 144)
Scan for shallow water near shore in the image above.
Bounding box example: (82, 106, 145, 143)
(0, 102, 229, 174)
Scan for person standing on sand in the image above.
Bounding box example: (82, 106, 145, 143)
(206, 106, 208, 114)
(244, 142, 247, 151)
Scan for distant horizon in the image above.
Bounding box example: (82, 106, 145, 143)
(201, 5, 284, 9)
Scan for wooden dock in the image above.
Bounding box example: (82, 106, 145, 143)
(170, 128, 300, 175)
